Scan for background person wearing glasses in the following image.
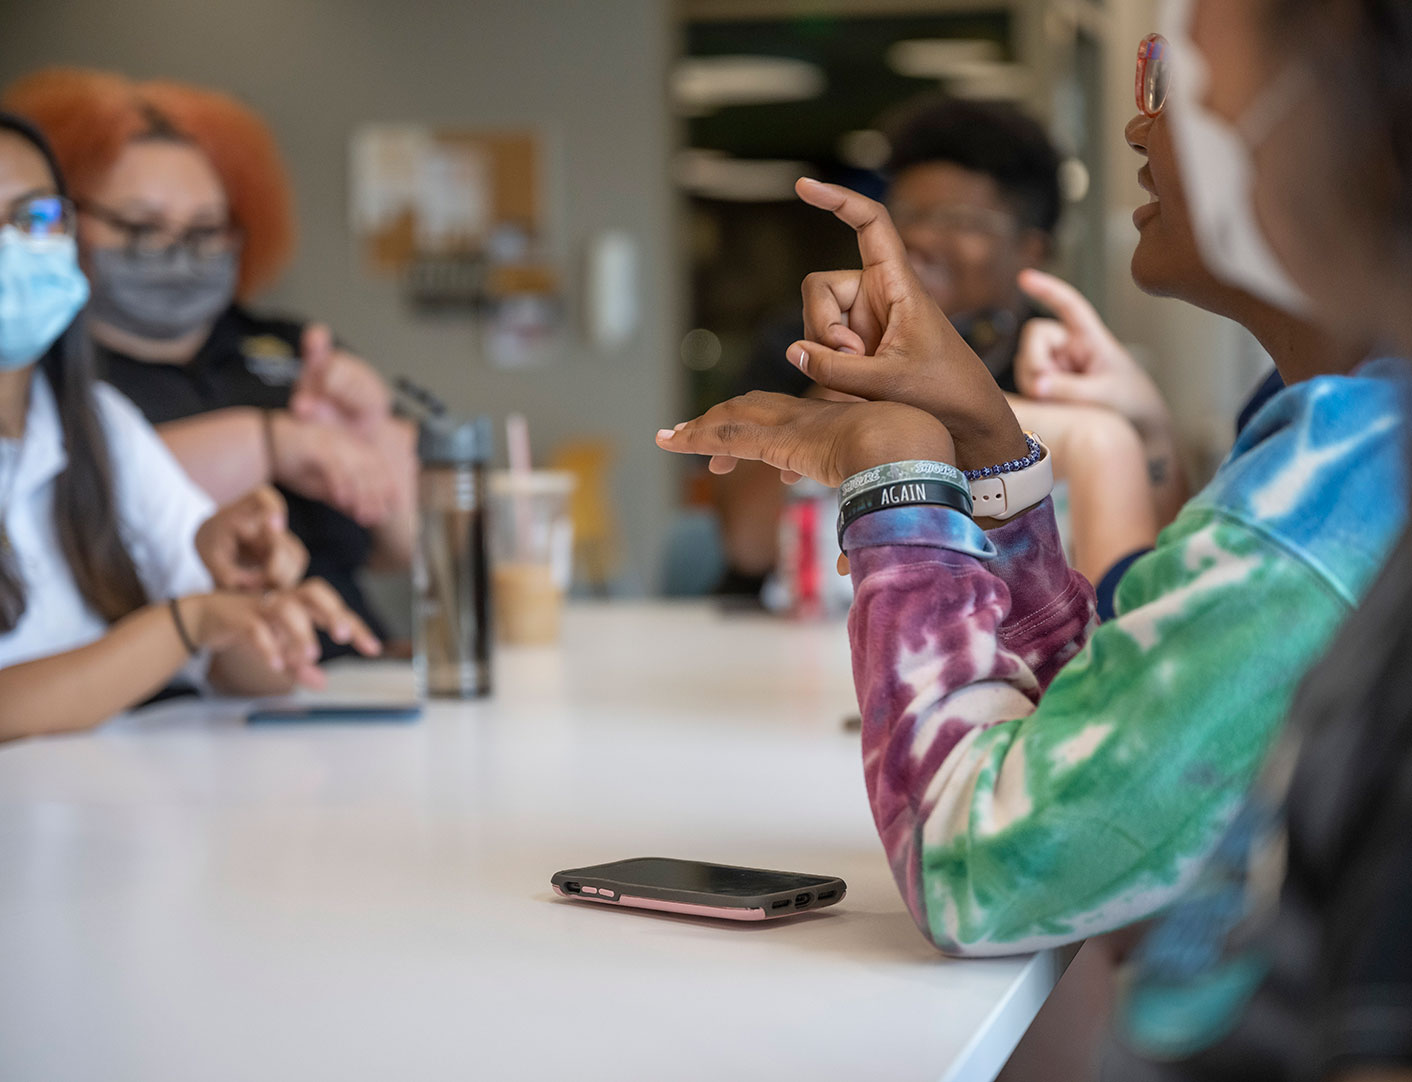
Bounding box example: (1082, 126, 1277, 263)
(3, 68, 416, 655)
(0, 112, 379, 741)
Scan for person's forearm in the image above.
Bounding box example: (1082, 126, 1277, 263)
(1134, 417, 1191, 529)
(848, 505, 1343, 956)
(1062, 416, 1161, 584)
(158, 408, 272, 503)
(0, 604, 192, 740)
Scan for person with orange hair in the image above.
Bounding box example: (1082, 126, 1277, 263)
(2, 68, 415, 653)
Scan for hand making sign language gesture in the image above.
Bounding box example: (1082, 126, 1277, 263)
(657, 178, 1031, 485)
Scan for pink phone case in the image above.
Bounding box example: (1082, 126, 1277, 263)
(552, 884, 770, 921)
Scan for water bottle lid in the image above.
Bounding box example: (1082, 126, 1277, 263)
(418, 413, 494, 466)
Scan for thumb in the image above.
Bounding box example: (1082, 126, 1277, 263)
(787, 340, 888, 402)
(292, 324, 335, 418)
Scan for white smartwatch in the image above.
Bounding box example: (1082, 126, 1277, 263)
(968, 436, 1054, 521)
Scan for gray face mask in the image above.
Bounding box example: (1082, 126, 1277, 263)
(86, 245, 238, 342)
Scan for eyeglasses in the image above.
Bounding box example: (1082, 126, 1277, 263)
(888, 203, 1018, 241)
(1136, 33, 1170, 118)
(3, 195, 77, 239)
(79, 201, 240, 259)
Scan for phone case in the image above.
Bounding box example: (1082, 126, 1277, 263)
(550, 857, 846, 921)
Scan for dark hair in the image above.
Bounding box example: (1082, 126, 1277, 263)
(883, 96, 1063, 236)
(0, 112, 147, 633)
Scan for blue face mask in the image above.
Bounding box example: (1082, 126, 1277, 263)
(0, 226, 90, 370)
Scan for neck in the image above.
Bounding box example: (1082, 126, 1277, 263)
(0, 366, 34, 439)
(90, 319, 210, 365)
(1224, 293, 1368, 385)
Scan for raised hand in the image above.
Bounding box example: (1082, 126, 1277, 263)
(195, 485, 308, 592)
(268, 413, 401, 527)
(785, 178, 1027, 472)
(288, 323, 392, 441)
(1013, 269, 1169, 432)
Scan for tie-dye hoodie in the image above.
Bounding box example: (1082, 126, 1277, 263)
(843, 356, 1410, 956)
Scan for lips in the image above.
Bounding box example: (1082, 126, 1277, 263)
(1133, 166, 1160, 227)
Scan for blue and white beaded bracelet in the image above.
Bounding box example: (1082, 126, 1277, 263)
(963, 433, 1043, 482)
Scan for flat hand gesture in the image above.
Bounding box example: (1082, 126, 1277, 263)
(656, 392, 955, 490)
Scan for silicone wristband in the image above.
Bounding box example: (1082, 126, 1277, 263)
(837, 478, 973, 548)
(838, 460, 970, 503)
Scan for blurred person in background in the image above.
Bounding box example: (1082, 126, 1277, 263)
(656, 26, 1409, 965)
(713, 97, 1126, 593)
(0, 112, 378, 741)
(3, 69, 416, 654)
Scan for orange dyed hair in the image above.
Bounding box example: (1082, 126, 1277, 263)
(3, 67, 296, 299)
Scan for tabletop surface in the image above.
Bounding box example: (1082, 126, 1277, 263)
(0, 602, 1060, 1082)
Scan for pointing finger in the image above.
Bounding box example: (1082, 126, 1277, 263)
(796, 178, 910, 270)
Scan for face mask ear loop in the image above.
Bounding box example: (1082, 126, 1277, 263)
(1236, 64, 1315, 150)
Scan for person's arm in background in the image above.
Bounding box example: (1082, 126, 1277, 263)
(1006, 394, 1160, 583)
(285, 324, 414, 568)
(362, 415, 417, 571)
(0, 584, 379, 741)
(1014, 269, 1190, 529)
(157, 407, 401, 528)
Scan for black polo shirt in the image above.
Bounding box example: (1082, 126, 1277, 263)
(96, 304, 386, 650)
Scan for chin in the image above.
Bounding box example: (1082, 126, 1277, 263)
(1130, 239, 1180, 300)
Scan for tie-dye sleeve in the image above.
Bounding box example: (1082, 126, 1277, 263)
(845, 501, 1349, 956)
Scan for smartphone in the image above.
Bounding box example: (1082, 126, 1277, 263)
(550, 857, 846, 921)
(245, 702, 423, 725)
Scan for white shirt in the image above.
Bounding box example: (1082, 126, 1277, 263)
(0, 373, 215, 670)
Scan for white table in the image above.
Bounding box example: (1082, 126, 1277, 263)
(0, 603, 1062, 1082)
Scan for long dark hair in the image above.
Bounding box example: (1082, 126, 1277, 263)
(0, 112, 147, 632)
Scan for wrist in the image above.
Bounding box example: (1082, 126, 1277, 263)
(840, 421, 955, 479)
(947, 414, 1030, 475)
(265, 410, 293, 484)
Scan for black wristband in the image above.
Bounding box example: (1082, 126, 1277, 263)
(169, 597, 199, 656)
(837, 478, 973, 548)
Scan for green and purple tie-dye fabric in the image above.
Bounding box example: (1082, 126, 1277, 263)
(842, 357, 1410, 956)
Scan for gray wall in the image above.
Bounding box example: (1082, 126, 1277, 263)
(1, 0, 682, 594)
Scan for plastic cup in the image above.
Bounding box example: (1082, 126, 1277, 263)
(489, 470, 575, 645)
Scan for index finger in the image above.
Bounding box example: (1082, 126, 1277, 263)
(796, 178, 909, 270)
(1016, 269, 1108, 341)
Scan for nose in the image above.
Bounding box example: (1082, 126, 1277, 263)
(1125, 113, 1151, 155)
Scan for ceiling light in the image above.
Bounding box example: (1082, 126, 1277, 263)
(885, 39, 1003, 80)
(674, 149, 813, 202)
(672, 56, 826, 114)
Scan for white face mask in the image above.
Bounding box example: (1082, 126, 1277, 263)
(1160, 0, 1313, 315)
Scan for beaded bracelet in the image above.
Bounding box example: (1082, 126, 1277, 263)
(837, 477, 973, 548)
(963, 433, 1043, 482)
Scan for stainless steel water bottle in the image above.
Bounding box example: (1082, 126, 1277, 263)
(414, 414, 493, 698)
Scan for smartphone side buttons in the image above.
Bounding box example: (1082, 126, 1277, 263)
(597, 888, 616, 899)
(581, 886, 599, 895)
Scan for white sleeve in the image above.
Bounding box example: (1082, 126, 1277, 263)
(93, 383, 216, 603)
